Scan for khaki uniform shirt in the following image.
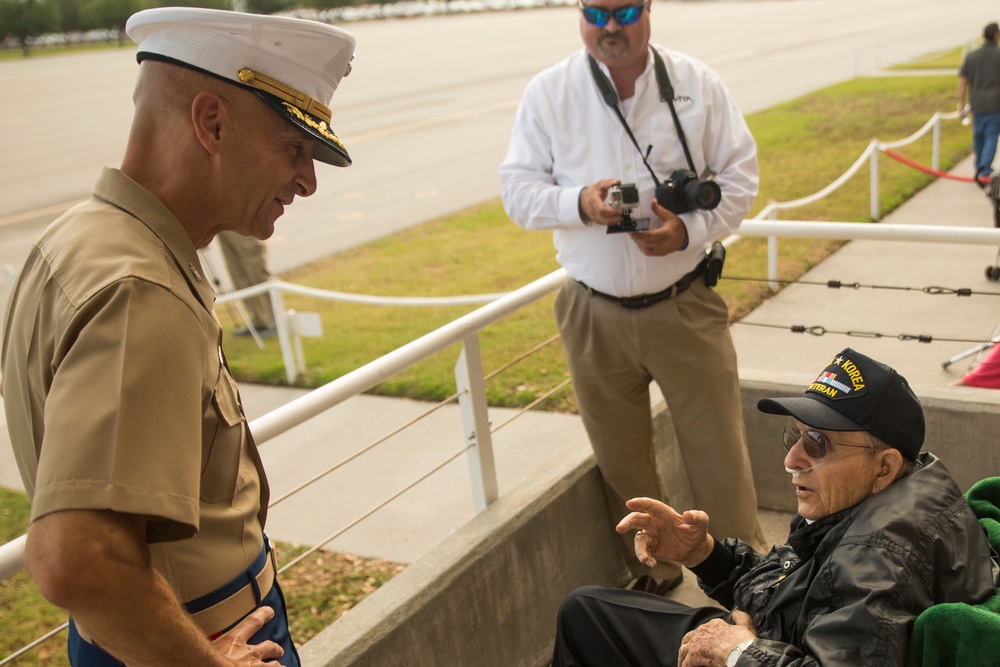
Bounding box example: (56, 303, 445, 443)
(1, 167, 269, 604)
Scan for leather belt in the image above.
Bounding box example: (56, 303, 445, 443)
(188, 545, 277, 638)
(576, 258, 706, 310)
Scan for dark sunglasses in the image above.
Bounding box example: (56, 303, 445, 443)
(782, 425, 876, 459)
(578, 0, 648, 28)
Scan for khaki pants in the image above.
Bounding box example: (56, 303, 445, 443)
(555, 278, 766, 580)
(217, 231, 275, 330)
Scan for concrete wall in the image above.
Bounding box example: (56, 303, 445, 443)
(299, 373, 1000, 665)
(299, 447, 630, 667)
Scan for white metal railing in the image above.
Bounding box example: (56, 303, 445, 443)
(214, 110, 969, 383)
(214, 279, 508, 385)
(744, 109, 967, 289)
(6, 220, 1000, 580)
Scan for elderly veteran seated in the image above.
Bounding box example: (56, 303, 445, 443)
(552, 348, 999, 667)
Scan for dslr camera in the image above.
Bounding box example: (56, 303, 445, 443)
(606, 183, 650, 234)
(655, 170, 722, 215)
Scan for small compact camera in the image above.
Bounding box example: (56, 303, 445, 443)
(606, 183, 650, 234)
(655, 170, 722, 215)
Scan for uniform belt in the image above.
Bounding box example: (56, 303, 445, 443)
(576, 258, 706, 310)
(187, 542, 277, 638)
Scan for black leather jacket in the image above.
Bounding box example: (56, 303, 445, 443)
(694, 453, 999, 666)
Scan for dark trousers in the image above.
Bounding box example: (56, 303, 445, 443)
(68, 541, 300, 666)
(974, 111, 1000, 179)
(552, 585, 729, 667)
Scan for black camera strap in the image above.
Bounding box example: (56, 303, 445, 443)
(589, 49, 725, 286)
(587, 47, 698, 183)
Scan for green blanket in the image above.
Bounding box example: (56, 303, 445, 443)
(906, 477, 1000, 667)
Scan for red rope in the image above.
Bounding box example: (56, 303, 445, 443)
(881, 147, 985, 184)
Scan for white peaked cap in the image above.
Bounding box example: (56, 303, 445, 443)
(126, 7, 357, 166)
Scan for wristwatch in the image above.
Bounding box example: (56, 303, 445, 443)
(726, 639, 754, 666)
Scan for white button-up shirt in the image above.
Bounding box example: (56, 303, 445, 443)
(500, 45, 758, 297)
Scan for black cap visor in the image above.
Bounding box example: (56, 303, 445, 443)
(254, 90, 351, 167)
(757, 395, 867, 432)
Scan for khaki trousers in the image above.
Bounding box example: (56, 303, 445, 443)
(217, 231, 276, 330)
(555, 278, 766, 580)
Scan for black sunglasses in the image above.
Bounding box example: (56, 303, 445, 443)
(782, 425, 876, 459)
(578, 0, 648, 28)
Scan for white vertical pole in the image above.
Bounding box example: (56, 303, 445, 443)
(870, 140, 880, 221)
(288, 309, 307, 378)
(269, 282, 296, 384)
(767, 205, 778, 291)
(455, 335, 498, 512)
(932, 114, 941, 172)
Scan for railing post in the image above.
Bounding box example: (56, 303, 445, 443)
(767, 205, 779, 291)
(870, 140, 880, 221)
(269, 281, 296, 384)
(0, 534, 26, 581)
(287, 309, 307, 378)
(455, 334, 498, 512)
(932, 113, 941, 172)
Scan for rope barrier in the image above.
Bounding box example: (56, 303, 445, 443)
(881, 147, 986, 184)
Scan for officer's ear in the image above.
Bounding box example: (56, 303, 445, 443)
(190, 90, 227, 155)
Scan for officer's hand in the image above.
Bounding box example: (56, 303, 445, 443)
(213, 606, 285, 665)
(579, 178, 624, 227)
(629, 199, 688, 256)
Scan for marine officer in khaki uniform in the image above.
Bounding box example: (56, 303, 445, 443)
(0, 8, 356, 666)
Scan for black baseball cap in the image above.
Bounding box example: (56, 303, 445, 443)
(757, 348, 925, 460)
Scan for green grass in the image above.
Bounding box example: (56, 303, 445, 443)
(890, 45, 967, 70)
(0, 488, 69, 665)
(221, 74, 973, 412)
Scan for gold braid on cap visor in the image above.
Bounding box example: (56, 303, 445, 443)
(238, 67, 332, 125)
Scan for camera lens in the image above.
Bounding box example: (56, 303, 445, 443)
(688, 180, 721, 210)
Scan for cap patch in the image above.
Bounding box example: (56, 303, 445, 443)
(808, 353, 867, 400)
(282, 102, 345, 148)
(238, 67, 332, 124)
(757, 347, 925, 461)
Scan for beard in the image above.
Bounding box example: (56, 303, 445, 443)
(596, 33, 631, 60)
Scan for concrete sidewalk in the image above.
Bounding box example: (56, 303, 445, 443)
(731, 154, 1000, 386)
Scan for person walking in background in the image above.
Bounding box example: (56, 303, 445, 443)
(959, 21, 1000, 182)
(216, 231, 278, 337)
(1, 7, 356, 665)
(499, 0, 766, 594)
